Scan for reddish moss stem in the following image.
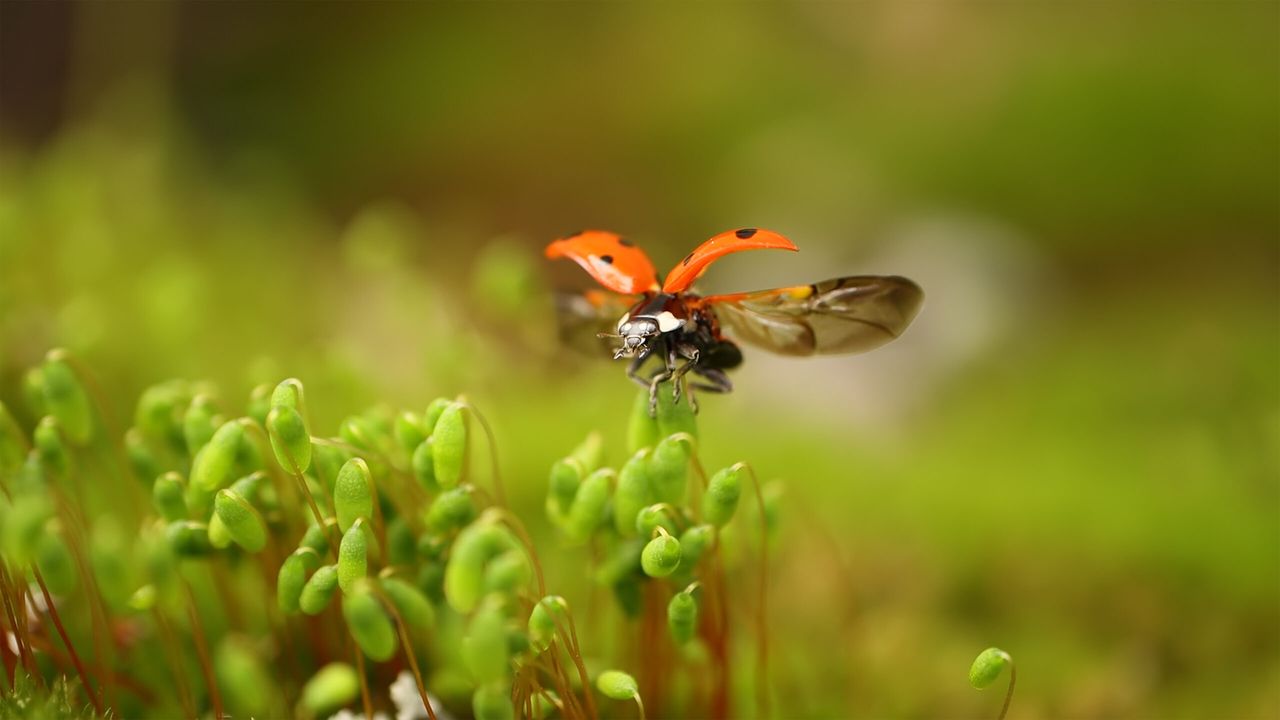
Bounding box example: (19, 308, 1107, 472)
(184, 582, 223, 720)
(743, 465, 771, 718)
(31, 567, 103, 715)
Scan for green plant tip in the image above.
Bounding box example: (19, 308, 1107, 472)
(528, 595, 569, 654)
(247, 383, 272, 427)
(34, 530, 76, 595)
(614, 449, 654, 536)
(545, 457, 583, 526)
(0, 488, 53, 568)
(191, 419, 245, 492)
(338, 416, 382, 453)
(128, 584, 157, 612)
(627, 390, 660, 453)
(411, 438, 438, 492)
(641, 534, 682, 578)
(214, 488, 268, 552)
(483, 549, 530, 595)
(300, 522, 331, 555)
(704, 465, 745, 527)
(969, 647, 1012, 689)
(34, 416, 70, 477)
(569, 431, 604, 472)
(444, 523, 516, 613)
(462, 600, 509, 685)
(183, 394, 218, 456)
(678, 524, 714, 569)
(394, 411, 429, 452)
(333, 457, 373, 533)
(166, 521, 213, 556)
(125, 428, 160, 486)
(268, 405, 312, 474)
(432, 402, 467, 488)
(279, 548, 321, 615)
(342, 580, 398, 662)
(565, 469, 613, 543)
(596, 669, 639, 700)
(655, 384, 697, 440)
(667, 591, 698, 645)
(152, 472, 188, 521)
(423, 398, 452, 435)
(635, 504, 677, 537)
(299, 564, 340, 615)
(270, 378, 306, 413)
(338, 518, 370, 592)
(134, 380, 189, 451)
(472, 681, 515, 720)
(650, 434, 692, 505)
(380, 575, 435, 629)
(208, 512, 233, 549)
(301, 662, 359, 716)
(425, 487, 475, 533)
(40, 353, 93, 445)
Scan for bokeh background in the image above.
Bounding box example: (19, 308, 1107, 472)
(1, 2, 1277, 718)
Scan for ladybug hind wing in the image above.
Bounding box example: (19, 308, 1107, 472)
(553, 290, 636, 357)
(703, 276, 923, 356)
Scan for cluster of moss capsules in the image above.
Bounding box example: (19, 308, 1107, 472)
(545, 387, 779, 719)
(0, 349, 793, 720)
(0, 350, 608, 719)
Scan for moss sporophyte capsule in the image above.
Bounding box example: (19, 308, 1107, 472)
(191, 420, 245, 492)
(214, 488, 267, 552)
(334, 458, 373, 532)
(704, 464, 745, 526)
(342, 580, 398, 662)
(268, 405, 312, 474)
(338, 518, 371, 592)
(299, 565, 339, 615)
(641, 533, 681, 577)
(613, 449, 653, 536)
(432, 402, 468, 488)
(40, 351, 94, 445)
(667, 589, 698, 645)
(278, 548, 321, 614)
(528, 595, 570, 653)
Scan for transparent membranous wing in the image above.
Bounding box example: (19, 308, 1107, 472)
(704, 276, 923, 356)
(553, 290, 638, 357)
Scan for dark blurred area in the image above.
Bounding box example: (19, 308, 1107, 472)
(1, 2, 1277, 717)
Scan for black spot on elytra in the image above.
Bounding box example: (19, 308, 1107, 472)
(599, 254, 614, 264)
(735, 228, 758, 239)
(618, 237, 634, 247)
(682, 252, 695, 266)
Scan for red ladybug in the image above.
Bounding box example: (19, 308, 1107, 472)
(547, 228, 922, 413)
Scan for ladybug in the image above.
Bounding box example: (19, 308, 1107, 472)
(547, 228, 923, 414)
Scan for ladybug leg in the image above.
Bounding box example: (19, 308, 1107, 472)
(684, 381, 700, 415)
(646, 340, 681, 416)
(687, 367, 733, 396)
(626, 351, 652, 390)
(670, 343, 701, 402)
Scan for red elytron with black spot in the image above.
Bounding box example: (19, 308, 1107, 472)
(547, 228, 923, 413)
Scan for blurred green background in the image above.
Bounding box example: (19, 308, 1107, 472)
(1, 2, 1276, 718)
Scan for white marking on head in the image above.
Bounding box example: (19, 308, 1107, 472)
(655, 311, 684, 333)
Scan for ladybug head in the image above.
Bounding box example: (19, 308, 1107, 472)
(609, 314, 660, 360)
